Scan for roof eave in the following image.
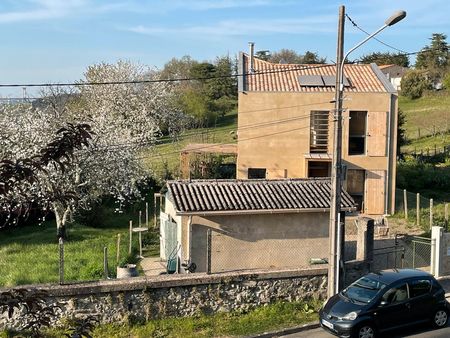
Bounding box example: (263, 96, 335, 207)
(176, 207, 356, 216)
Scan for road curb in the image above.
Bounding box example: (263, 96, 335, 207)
(247, 322, 320, 338)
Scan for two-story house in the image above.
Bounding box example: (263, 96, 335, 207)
(237, 52, 398, 215)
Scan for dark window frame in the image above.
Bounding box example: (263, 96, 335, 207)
(248, 168, 266, 179)
(348, 111, 367, 156)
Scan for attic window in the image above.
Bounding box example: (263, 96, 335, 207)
(298, 75, 351, 87)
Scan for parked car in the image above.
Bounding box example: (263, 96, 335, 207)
(319, 269, 449, 338)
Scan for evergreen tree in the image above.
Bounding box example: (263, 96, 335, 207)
(360, 52, 409, 67)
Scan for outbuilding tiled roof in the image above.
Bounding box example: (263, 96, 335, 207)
(166, 178, 355, 214)
(241, 53, 391, 93)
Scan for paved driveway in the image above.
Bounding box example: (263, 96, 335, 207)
(281, 324, 450, 338)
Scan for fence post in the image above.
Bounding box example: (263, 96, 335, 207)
(416, 193, 420, 227)
(145, 202, 149, 227)
(59, 237, 64, 285)
(129, 220, 133, 254)
(445, 203, 449, 229)
(116, 234, 121, 265)
(403, 189, 408, 220)
(103, 247, 108, 279)
(418, 127, 420, 138)
(206, 229, 212, 274)
(430, 199, 433, 229)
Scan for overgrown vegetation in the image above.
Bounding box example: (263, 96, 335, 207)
(396, 156, 450, 201)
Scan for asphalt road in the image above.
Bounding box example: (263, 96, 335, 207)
(281, 323, 450, 338)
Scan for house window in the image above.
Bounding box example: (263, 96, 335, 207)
(310, 111, 329, 153)
(308, 161, 331, 177)
(348, 111, 367, 155)
(346, 169, 365, 212)
(248, 168, 266, 179)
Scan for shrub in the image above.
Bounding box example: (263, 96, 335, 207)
(443, 72, 450, 90)
(401, 70, 431, 99)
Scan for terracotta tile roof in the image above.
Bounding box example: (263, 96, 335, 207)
(242, 53, 388, 93)
(167, 178, 355, 214)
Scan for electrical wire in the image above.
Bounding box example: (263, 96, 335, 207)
(86, 100, 334, 151)
(0, 64, 335, 89)
(345, 13, 408, 54)
(137, 123, 315, 161)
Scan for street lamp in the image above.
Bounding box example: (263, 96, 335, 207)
(327, 7, 406, 298)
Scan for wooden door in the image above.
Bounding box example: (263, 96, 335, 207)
(365, 170, 386, 214)
(367, 111, 388, 156)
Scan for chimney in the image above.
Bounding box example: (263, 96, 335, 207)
(248, 42, 255, 73)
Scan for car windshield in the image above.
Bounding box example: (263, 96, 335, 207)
(341, 276, 387, 303)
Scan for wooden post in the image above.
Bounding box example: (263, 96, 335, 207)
(139, 210, 142, 227)
(403, 189, 408, 220)
(430, 199, 433, 229)
(145, 202, 149, 227)
(416, 193, 420, 227)
(59, 238, 64, 285)
(116, 234, 121, 265)
(445, 203, 449, 229)
(206, 229, 212, 274)
(154, 193, 157, 228)
(129, 220, 133, 254)
(103, 247, 108, 279)
(418, 127, 420, 138)
(434, 144, 437, 155)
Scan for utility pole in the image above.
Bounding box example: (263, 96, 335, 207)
(328, 5, 345, 299)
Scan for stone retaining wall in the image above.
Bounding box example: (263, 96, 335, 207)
(1, 268, 328, 331)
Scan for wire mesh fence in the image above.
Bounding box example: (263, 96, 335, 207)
(395, 188, 449, 231)
(207, 228, 330, 274)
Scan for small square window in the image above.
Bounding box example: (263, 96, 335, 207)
(248, 168, 266, 179)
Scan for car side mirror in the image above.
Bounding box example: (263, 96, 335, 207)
(379, 300, 388, 307)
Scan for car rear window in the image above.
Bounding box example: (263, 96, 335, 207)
(409, 279, 431, 298)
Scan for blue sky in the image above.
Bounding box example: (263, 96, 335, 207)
(0, 0, 448, 97)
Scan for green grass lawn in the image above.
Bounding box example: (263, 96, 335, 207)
(399, 92, 450, 141)
(143, 111, 237, 179)
(42, 300, 320, 338)
(0, 202, 159, 287)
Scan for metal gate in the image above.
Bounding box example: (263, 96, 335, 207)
(371, 243, 405, 272)
(161, 217, 177, 260)
(401, 236, 433, 273)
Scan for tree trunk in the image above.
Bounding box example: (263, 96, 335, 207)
(53, 203, 70, 240)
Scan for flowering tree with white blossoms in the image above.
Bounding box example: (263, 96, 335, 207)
(0, 61, 185, 238)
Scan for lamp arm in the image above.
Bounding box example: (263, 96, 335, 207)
(338, 23, 389, 89)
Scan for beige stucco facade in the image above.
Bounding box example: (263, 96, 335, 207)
(237, 91, 398, 215)
(163, 194, 330, 273)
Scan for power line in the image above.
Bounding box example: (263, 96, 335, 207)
(345, 13, 447, 59)
(137, 123, 315, 161)
(87, 100, 334, 151)
(345, 13, 408, 54)
(0, 64, 333, 89)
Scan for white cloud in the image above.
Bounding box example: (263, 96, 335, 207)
(126, 15, 335, 38)
(0, 0, 94, 23)
(0, 0, 127, 23)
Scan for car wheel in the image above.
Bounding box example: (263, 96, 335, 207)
(433, 308, 448, 328)
(354, 323, 376, 338)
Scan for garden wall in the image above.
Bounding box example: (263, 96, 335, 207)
(1, 268, 328, 330)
